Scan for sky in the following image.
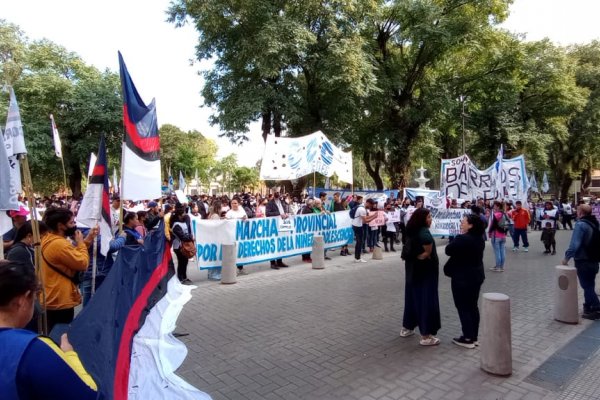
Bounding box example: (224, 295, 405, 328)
(3, 0, 600, 167)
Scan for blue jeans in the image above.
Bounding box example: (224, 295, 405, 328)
(512, 228, 529, 248)
(575, 260, 600, 312)
(491, 236, 506, 268)
(352, 225, 364, 260)
(367, 228, 379, 248)
(81, 276, 106, 307)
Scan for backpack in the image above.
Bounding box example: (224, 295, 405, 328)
(349, 205, 363, 219)
(580, 219, 600, 262)
(496, 213, 510, 233)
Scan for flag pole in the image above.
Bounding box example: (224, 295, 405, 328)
(20, 154, 48, 335)
(313, 172, 316, 197)
(60, 156, 68, 196)
(91, 219, 99, 295)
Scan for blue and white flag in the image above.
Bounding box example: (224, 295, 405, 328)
(494, 145, 504, 198)
(542, 172, 549, 193)
(3, 86, 24, 193)
(529, 173, 538, 193)
(0, 126, 19, 235)
(168, 169, 174, 191)
(179, 170, 186, 191)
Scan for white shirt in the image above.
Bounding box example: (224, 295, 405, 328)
(225, 207, 247, 219)
(351, 205, 366, 227)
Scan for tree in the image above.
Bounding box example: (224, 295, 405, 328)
(211, 154, 238, 195)
(231, 166, 260, 192)
(159, 124, 218, 183)
(0, 22, 123, 196)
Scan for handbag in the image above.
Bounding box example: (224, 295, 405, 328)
(180, 240, 197, 259)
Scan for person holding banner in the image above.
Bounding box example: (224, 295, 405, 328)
(266, 193, 290, 269)
(225, 197, 249, 275)
(400, 208, 441, 346)
(351, 197, 378, 263)
(444, 214, 486, 349)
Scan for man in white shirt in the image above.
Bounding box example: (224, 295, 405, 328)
(225, 197, 248, 274)
(351, 197, 377, 262)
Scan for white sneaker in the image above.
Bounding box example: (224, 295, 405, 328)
(354, 258, 367, 263)
(523, 248, 529, 252)
(512, 247, 518, 252)
(400, 328, 415, 337)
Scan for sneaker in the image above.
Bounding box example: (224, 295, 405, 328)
(419, 336, 440, 346)
(489, 266, 500, 271)
(496, 268, 504, 273)
(512, 247, 518, 252)
(523, 248, 529, 253)
(324, 256, 332, 260)
(551, 251, 556, 255)
(452, 337, 476, 349)
(582, 311, 600, 320)
(181, 278, 193, 285)
(400, 328, 414, 337)
(354, 258, 367, 263)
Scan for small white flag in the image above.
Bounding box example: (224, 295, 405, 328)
(50, 114, 63, 158)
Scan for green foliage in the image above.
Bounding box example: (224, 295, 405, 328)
(159, 124, 218, 182)
(231, 166, 260, 192)
(0, 22, 122, 196)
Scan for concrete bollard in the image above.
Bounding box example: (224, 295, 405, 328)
(312, 235, 325, 269)
(221, 244, 237, 284)
(554, 265, 579, 324)
(372, 246, 383, 260)
(480, 292, 512, 376)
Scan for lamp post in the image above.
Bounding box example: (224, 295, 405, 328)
(459, 95, 467, 155)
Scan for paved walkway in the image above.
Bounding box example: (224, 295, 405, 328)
(176, 229, 599, 400)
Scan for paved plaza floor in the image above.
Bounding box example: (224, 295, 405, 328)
(176, 229, 600, 400)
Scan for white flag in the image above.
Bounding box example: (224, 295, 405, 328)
(88, 153, 97, 178)
(0, 126, 19, 235)
(5, 87, 27, 155)
(50, 114, 63, 158)
(542, 172, 549, 193)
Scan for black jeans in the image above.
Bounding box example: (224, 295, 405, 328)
(174, 248, 189, 281)
(352, 225, 364, 260)
(451, 280, 481, 340)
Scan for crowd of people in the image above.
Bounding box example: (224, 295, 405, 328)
(2, 187, 600, 397)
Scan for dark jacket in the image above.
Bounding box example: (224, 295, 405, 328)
(444, 232, 485, 285)
(265, 199, 289, 217)
(6, 242, 34, 272)
(144, 211, 163, 230)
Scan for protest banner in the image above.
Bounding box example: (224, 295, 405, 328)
(440, 154, 529, 203)
(191, 211, 354, 268)
(368, 210, 386, 227)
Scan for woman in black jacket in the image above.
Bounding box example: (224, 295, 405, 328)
(400, 208, 441, 346)
(444, 214, 486, 348)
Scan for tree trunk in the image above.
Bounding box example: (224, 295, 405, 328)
(68, 159, 82, 198)
(261, 111, 271, 142)
(559, 175, 573, 202)
(362, 151, 384, 190)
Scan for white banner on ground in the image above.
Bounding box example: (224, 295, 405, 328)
(260, 131, 353, 183)
(191, 211, 354, 268)
(440, 154, 529, 203)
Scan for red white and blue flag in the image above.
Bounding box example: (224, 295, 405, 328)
(77, 136, 112, 256)
(118, 52, 161, 201)
(68, 225, 212, 400)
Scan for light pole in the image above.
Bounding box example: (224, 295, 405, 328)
(459, 95, 467, 155)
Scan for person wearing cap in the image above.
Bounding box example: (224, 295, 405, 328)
(144, 201, 163, 231)
(2, 206, 30, 254)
